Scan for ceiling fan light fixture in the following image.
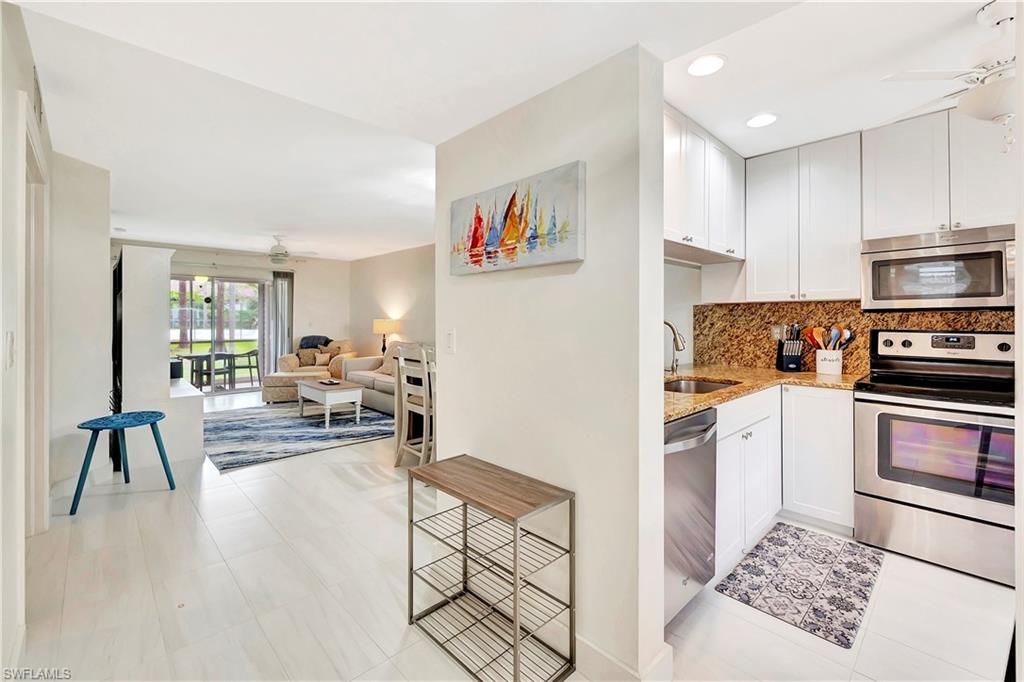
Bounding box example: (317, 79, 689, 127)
(746, 112, 777, 128)
(687, 54, 726, 77)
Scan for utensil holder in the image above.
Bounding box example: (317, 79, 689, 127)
(815, 349, 843, 375)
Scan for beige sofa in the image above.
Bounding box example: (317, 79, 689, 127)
(340, 342, 424, 415)
(261, 339, 357, 403)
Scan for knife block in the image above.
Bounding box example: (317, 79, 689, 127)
(775, 340, 803, 372)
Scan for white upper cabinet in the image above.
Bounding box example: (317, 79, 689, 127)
(664, 104, 744, 260)
(862, 111, 951, 239)
(725, 148, 746, 259)
(708, 140, 745, 258)
(798, 133, 862, 300)
(949, 110, 1018, 230)
(663, 111, 685, 243)
(745, 148, 799, 301)
(683, 119, 710, 248)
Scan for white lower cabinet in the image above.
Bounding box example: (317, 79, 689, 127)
(715, 387, 782, 574)
(781, 385, 854, 527)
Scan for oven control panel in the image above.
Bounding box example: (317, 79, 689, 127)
(875, 331, 1013, 362)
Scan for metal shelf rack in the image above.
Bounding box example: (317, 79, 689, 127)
(408, 455, 575, 682)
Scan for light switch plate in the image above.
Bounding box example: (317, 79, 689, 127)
(445, 328, 456, 355)
(5, 331, 14, 369)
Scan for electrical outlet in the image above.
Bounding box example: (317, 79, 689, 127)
(445, 328, 456, 355)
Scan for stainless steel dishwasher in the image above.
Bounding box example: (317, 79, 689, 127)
(664, 407, 717, 624)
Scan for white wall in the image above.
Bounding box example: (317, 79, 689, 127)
(290, 256, 351, 349)
(0, 4, 54, 665)
(349, 244, 435, 356)
(434, 46, 668, 680)
(119, 245, 203, 462)
(49, 154, 111, 488)
(664, 261, 700, 367)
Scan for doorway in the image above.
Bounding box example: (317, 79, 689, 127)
(170, 275, 264, 394)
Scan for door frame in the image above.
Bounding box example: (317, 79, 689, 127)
(20, 91, 50, 537)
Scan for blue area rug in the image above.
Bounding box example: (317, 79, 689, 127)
(203, 403, 395, 471)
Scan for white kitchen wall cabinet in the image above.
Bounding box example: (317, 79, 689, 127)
(715, 387, 782, 573)
(782, 385, 854, 528)
(745, 148, 799, 301)
(862, 110, 951, 239)
(949, 110, 1018, 230)
(664, 111, 685, 243)
(665, 104, 744, 263)
(684, 119, 711, 248)
(798, 133, 862, 300)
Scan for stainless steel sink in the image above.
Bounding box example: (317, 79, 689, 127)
(665, 380, 737, 394)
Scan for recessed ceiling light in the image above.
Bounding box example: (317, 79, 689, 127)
(687, 54, 726, 77)
(746, 113, 777, 128)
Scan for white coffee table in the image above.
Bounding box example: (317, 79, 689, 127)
(296, 379, 363, 429)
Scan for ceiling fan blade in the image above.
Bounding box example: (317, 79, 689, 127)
(875, 88, 970, 127)
(882, 69, 984, 82)
(290, 251, 319, 257)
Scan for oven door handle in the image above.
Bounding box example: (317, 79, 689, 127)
(854, 391, 1015, 420)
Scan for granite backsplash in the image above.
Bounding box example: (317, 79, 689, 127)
(693, 300, 1014, 377)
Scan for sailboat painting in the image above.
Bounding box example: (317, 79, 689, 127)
(450, 161, 585, 275)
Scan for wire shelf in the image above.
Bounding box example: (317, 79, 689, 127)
(416, 594, 571, 682)
(414, 505, 568, 577)
(414, 553, 568, 636)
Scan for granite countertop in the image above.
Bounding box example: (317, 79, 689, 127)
(664, 364, 863, 423)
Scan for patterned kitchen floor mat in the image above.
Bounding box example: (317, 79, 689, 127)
(715, 521, 884, 648)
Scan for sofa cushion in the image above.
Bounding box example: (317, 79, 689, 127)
(314, 352, 331, 366)
(264, 369, 330, 387)
(346, 370, 378, 389)
(374, 373, 395, 395)
(297, 348, 318, 366)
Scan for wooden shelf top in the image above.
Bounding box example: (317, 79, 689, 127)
(409, 455, 573, 522)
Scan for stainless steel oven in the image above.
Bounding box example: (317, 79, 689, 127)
(861, 225, 1014, 311)
(853, 330, 1015, 585)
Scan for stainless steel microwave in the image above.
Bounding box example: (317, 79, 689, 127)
(861, 225, 1015, 311)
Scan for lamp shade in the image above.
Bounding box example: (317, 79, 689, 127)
(372, 318, 401, 335)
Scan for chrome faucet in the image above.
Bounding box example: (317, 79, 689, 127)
(664, 320, 686, 374)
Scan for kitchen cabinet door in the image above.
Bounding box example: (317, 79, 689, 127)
(708, 139, 745, 258)
(664, 111, 685, 243)
(682, 119, 710, 248)
(798, 133, 862, 301)
(745, 149, 799, 301)
(782, 385, 854, 528)
(725, 147, 746, 259)
(742, 415, 782, 550)
(715, 430, 744, 576)
(707, 140, 728, 254)
(949, 110, 1018, 230)
(862, 111, 950, 239)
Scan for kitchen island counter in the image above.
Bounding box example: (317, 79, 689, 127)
(664, 364, 861, 423)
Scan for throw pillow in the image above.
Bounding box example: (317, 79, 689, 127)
(297, 348, 318, 367)
(314, 352, 331, 366)
(318, 344, 340, 359)
(378, 342, 403, 376)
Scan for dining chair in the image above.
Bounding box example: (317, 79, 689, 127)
(394, 344, 435, 467)
(233, 349, 261, 388)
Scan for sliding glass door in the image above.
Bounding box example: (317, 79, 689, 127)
(170, 276, 263, 394)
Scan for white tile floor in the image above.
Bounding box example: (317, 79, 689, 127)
(26, 436, 477, 682)
(666, 518, 1015, 682)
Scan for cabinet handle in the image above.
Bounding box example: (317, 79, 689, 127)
(800, 293, 807, 299)
(789, 294, 796, 299)
(939, 224, 948, 230)
(726, 248, 735, 254)
(954, 222, 962, 228)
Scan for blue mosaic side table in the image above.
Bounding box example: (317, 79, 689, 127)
(71, 411, 176, 515)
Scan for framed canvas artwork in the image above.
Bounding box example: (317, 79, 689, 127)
(449, 161, 585, 275)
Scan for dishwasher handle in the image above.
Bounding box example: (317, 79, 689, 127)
(664, 423, 717, 454)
